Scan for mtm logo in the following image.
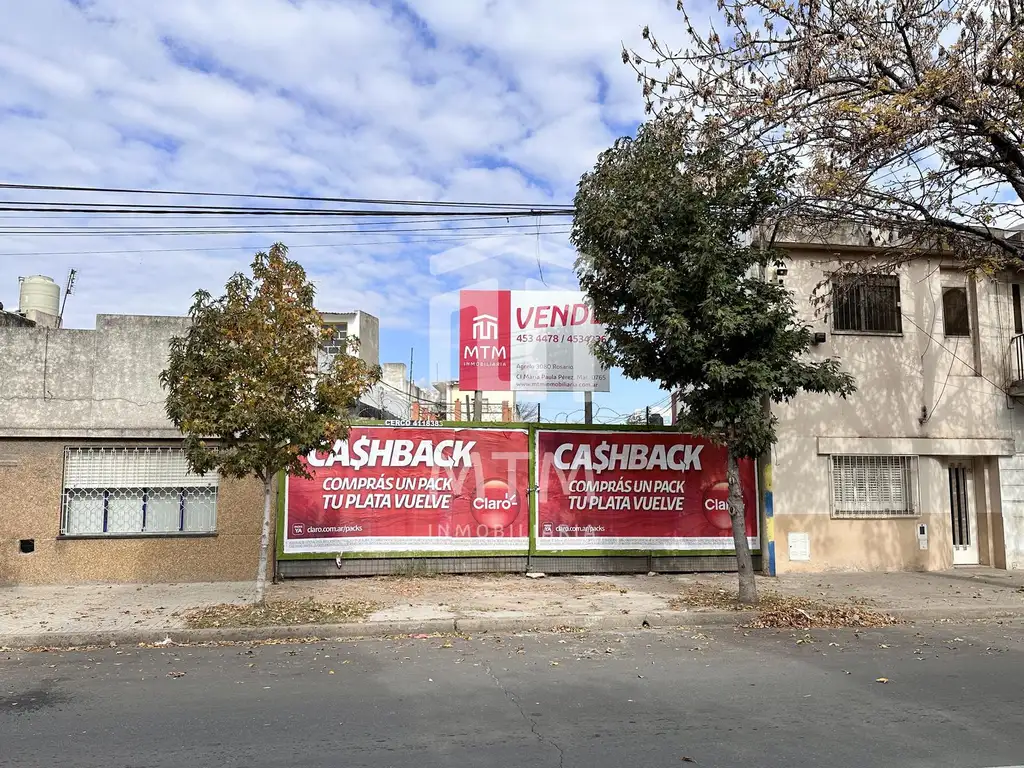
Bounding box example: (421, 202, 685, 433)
(471, 313, 499, 341)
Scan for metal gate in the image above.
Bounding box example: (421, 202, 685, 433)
(948, 462, 979, 565)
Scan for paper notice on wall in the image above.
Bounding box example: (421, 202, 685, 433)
(788, 532, 810, 562)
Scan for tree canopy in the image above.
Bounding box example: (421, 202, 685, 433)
(573, 121, 856, 602)
(161, 244, 379, 602)
(573, 122, 856, 460)
(629, 0, 1024, 268)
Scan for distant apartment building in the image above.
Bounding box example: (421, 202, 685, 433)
(318, 310, 379, 373)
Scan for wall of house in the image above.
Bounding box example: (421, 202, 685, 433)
(437, 381, 515, 422)
(0, 310, 362, 585)
(998, 452, 1024, 569)
(0, 310, 35, 328)
(0, 315, 186, 438)
(769, 244, 1015, 572)
(776, 253, 1010, 442)
(0, 439, 269, 585)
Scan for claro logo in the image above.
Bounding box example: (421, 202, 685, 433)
(471, 478, 520, 530)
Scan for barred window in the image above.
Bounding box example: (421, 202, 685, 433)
(829, 455, 918, 518)
(832, 274, 902, 333)
(61, 447, 218, 536)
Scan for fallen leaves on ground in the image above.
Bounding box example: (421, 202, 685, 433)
(668, 582, 748, 611)
(181, 598, 382, 629)
(670, 582, 902, 629)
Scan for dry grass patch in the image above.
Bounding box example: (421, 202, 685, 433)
(182, 598, 382, 629)
(669, 581, 902, 629)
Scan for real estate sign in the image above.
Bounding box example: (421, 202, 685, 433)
(533, 430, 759, 552)
(458, 289, 611, 392)
(283, 426, 530, 554)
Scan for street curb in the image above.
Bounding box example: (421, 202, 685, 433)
(889, 605, 1024, 622)
(452, 609, 752, 635)
(0, 610, 750, 650)
(3, 606, 1021, 650)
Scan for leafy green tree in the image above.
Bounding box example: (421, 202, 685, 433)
(573, 121, 856, 603)
(161, 244, 379, 604)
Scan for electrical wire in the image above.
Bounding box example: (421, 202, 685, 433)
(0, 203, 572, 217)
(899, 310, 1012, 398)
(0, 213, 546, 227)
(0, 181, 572, 209)
(0, 221, 572, 238)
(375, 378, 443, 405)
(0, 229, 574, 258)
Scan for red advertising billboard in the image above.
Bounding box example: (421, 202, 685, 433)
(284, 426, 530, 553)
(534, 430, 759, 552)
(459, 289, 610, 392)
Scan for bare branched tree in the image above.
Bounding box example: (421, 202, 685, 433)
(628, 0, 1024, 268)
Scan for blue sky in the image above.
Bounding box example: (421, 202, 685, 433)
(0, 0, 693, 420)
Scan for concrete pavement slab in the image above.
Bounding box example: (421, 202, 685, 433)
(2, 568, 1023, 649)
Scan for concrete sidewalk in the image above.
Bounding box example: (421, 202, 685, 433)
(2, 568, 1023, 649)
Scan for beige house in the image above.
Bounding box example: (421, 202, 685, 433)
(768, 226, 1024, 573)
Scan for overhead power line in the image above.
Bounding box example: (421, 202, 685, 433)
(0, 203, 572, 217)
(0, 221, 571, 238)
(0, 228, 573, 257)
(0, 181, 573, 210)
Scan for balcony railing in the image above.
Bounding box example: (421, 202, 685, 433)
(1009, 334, 1024, 396)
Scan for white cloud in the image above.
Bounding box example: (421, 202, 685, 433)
(0, 0, 689, 412)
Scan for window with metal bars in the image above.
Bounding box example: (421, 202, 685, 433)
(831, 274, 903, 333)
(829, 455, 918, 518)
(61, 447, 219, 536)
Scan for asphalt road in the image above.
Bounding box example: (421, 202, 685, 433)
(2, 622, 1023, 768)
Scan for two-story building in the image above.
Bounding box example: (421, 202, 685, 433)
(767, 225, 1024, 573)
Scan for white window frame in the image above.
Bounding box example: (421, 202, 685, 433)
(829, 454, 919, 519)
(60, 446, 219, 536)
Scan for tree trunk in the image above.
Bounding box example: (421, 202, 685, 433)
(254, 472, 273, 606)
(727, 449, 758, 605)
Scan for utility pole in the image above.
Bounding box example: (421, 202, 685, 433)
(473, 390, 483, 421)
(58, 268, 77, 329)
(584, 391, 593, 424)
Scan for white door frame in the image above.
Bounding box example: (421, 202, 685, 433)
(949, 460, 980, 566)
